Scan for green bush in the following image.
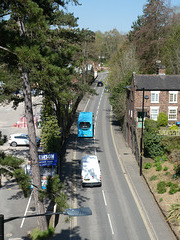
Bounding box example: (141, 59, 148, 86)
(157, 181, 167, 194)
(144, 118, 160, 132)
(154, 155, 168, 163)
(143, 162, 152, 169)
(41, 115, 61, 153)
(155, 163, 162, 171)
(157, 112, 168, 127)
(144, 131, 164, 158)
(169, 125, 178, 130)
(169, 184, 179, 194)
(30, 226, 55, 240)
(163, 166, 168, 171)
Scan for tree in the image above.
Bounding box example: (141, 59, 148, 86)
(157, 112, 168, 126)
(162, 22, 180, 74)
(128, 0, 171, 73)
(0, 0, 81, 231)
(108, 44, 140, 123)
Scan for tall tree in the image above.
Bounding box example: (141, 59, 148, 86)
(128, 0, 171, 73)
(0, 0, 80, 231)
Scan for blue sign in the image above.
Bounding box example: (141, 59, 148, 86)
(38, 153, 57, 166)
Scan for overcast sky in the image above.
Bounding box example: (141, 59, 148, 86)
(67, 0, 180, 34)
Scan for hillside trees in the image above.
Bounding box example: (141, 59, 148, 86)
(0, 0, 89, 231)
(162, 21, 180, 74)
(108, 44, 140, 123)
(128, 0, 171, 73)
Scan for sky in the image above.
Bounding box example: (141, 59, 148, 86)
(67, 0, 180, 34)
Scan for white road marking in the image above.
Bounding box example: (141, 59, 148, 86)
(20, 191, 33, 228)
(102, 190, 107, 206)
(110, 107, 158, 240)
(108, 213, 114, 235)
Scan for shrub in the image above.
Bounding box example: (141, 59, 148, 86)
(169, 184, 179, 194)
(163, 166, 168, 171)
(155, 163, 162, 171)
(144, 131, 164, 158)
(154, 155, 168, 163)
(143, 162, 152, 169)
(169, 125, 178, 130)
(144, 118, 160, 132)
(159, 198, 163, 202)
(30, 226, 55, 240)
(157, 181, 167, 194)
(41, 115, 61, 153)
(157, 112, 168, 127)
(168, 202, 180, 224)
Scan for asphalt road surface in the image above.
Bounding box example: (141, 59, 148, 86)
(70, 72, 176, 240)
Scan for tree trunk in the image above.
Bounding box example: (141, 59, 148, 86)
(22, 71, 48, 231)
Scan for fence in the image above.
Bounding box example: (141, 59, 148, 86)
(159, 129, 180, 136)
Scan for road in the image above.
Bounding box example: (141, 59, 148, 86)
(71, 72, 175, 240)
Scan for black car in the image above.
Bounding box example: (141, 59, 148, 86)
(97, 81, 103, 87)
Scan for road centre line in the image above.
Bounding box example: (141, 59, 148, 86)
(110, 107, 158, 240)
(108, 213, 114, 235)
(20, 190, 33, 228)
(102, 190, 107, 206)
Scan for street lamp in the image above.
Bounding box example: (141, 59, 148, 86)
(0, 207, 92, 240)
(140, 88, 149, 176)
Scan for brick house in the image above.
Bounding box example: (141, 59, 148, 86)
(124, 66, 180, 159)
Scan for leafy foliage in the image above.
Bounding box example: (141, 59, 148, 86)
(144, 118, 160, 132)
(30, 226, 55, 240)
(169, 125, 178, 130)
(128, 0, 171, 73)
(0, 151, 31, 196)
(143, 162, 152, 169)
(45, 175, 68, 212)
(157, 112, 168, 127)
(41, 114, 61, 153)
(157, 181, 167, 194)
(168, 202, 180, 224)
(144, 131, 164, 158)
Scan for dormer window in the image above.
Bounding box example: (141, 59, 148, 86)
(169, 91, 178, 103)
(151, 91, 159, 103)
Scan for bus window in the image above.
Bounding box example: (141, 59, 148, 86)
(77, 112, 93, 137)
(79, 122, 91, 130)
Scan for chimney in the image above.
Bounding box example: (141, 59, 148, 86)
(156, 60, 165, 75)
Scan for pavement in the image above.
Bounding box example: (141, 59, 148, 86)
(51, 93, 177, 240)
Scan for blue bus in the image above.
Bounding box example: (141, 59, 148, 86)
(77, 112, 94, 137)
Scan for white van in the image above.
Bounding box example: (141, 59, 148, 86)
(81, 155, 102, 187)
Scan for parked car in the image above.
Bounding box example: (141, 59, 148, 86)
(9, 133, 40, 147)
(97, 81, 103, 87)
(81, 155, 102, 187)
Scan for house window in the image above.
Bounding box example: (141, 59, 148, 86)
(168, 106, 178, 121)
(169, 91, 178, 103)
(150, 107, 159, 121)
(151, 91, 159, 103)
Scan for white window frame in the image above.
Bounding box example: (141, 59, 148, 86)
(151, 91, 160, 103)
(150, 106, 159, 121)
(169, 91, 178, 103)
(168, 106, 178, 121)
